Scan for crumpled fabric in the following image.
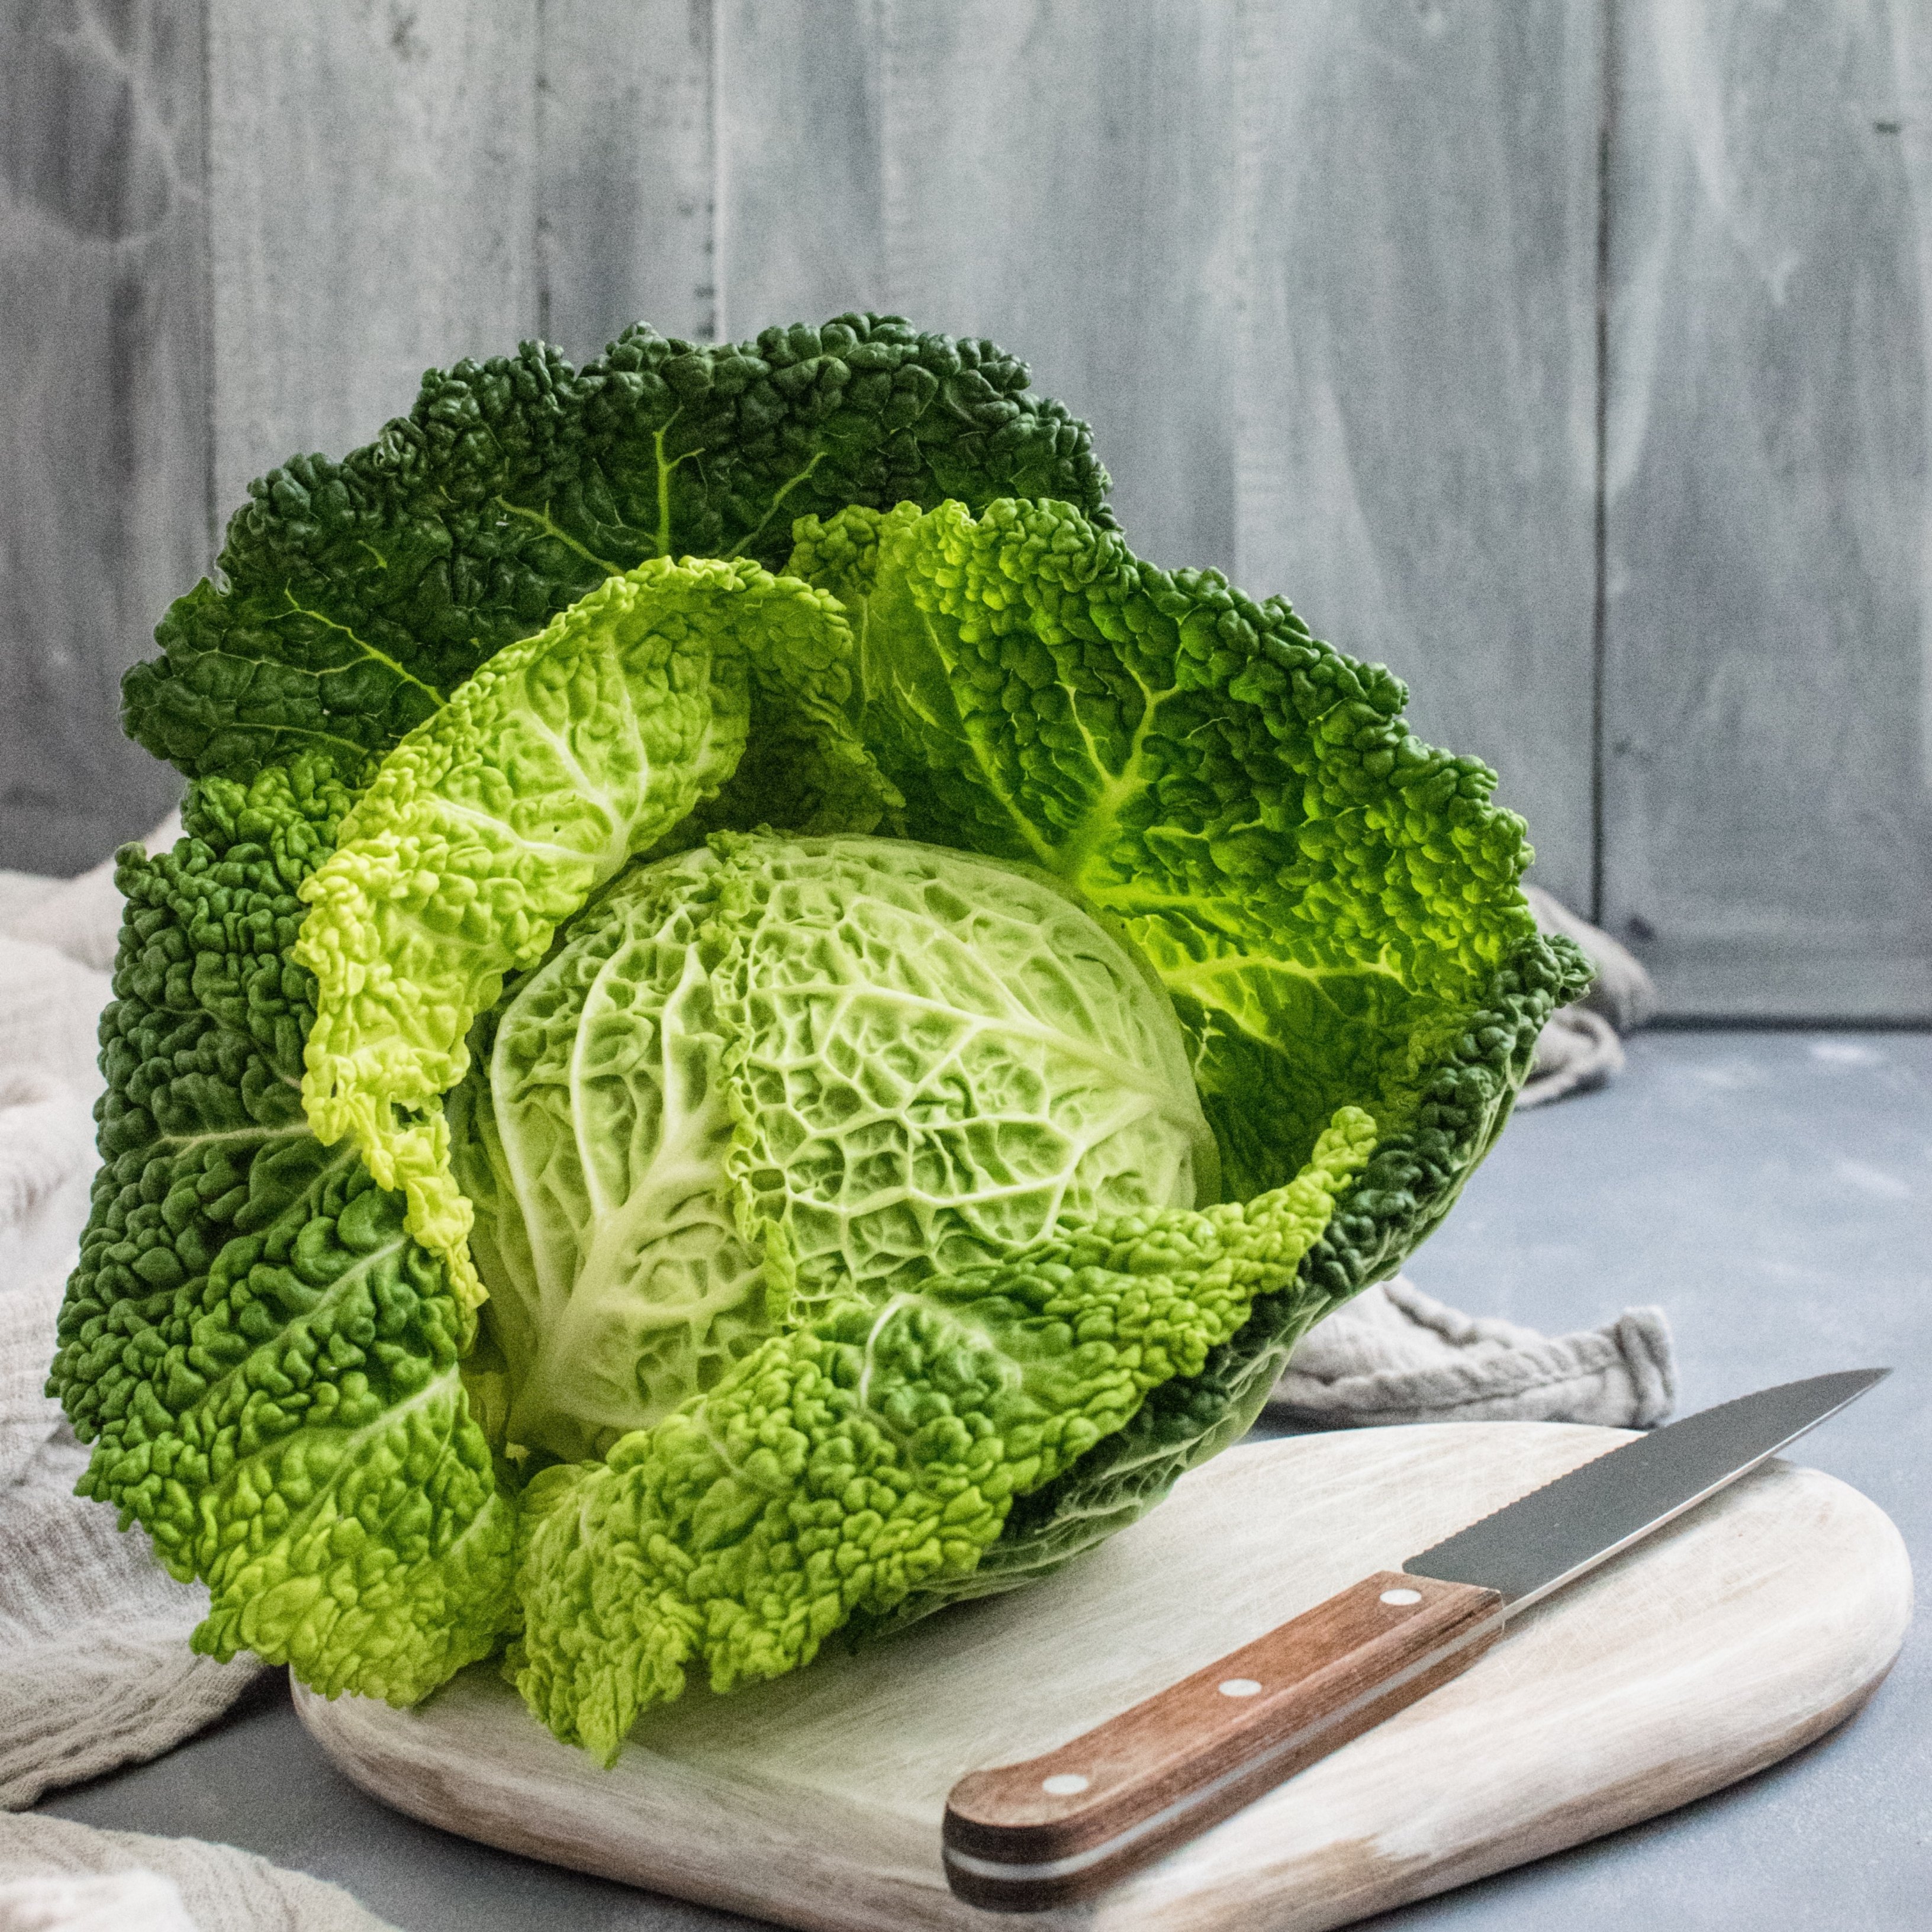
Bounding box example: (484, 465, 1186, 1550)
(1516, 884, 1659, 1107)
(0, 823, 1672, 1923)
(0, 1815, 397, 1932)
(0, 1378, 271, 1813)
(0, 817, 277, 1820)
(1267, 1274, 1675, 1428)
(0, 813, 177, 973)
(0, 1860, 195, 1932)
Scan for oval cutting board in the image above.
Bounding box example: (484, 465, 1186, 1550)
(295, 1423, 1911, 1931)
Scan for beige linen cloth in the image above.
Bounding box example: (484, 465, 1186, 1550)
(0, 1817, 393, 1932)
(0, 830, 1666, 1930)
(0, 828, 394, 1930)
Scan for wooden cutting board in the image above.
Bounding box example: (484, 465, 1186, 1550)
(295, 1422, 1911, 1931)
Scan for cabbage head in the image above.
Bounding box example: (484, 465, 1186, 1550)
(46, 313, 1590, 1760)
(452, 833, 1218, 1466)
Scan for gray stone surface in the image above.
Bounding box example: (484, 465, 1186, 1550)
(36, 1030, 1930, 1930)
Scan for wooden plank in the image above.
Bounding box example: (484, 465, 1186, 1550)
(1232, 0, 1602, 915)
(207, 0, 541, 517)
(537, 0, 716, 359)
(1601, 0, 1932, 1018)
(294, 1424, 1910, 1931)
(875, 1, 1241, 574)
(713, 0, 885, 344)
(0, 0, 204, 874)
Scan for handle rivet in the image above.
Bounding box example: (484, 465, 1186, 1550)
(1218, 1677, 1263, 1698)
(1380, 1588, 1422, 1605)
(1042, 1773, 1089, 1796)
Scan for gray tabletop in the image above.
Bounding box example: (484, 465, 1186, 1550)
(37, 1029, 1930, 1930)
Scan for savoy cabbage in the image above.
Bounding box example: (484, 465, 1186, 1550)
(48, 313, 1589, 1757)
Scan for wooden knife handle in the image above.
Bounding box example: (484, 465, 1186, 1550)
(942, 1570, 1504, 1911)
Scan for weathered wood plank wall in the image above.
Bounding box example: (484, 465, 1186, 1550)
(1603, 0, 1932, 1017)
(2, 0, 209, 874)
(208, 0, 540, 510)
(4, 0, 1928, 1018)
(1232, 0, 1602, 925)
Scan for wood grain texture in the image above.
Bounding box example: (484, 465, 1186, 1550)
(878, 0, 1240, 572)
(0, 0, 199, 872)
(538, 0, 716, 359)
(1599, 0, 1932, 1019)
(295, 1423, 1910, 1932)
(1233, 0, 1602, 913)
(207, 0, 540, 515)
(944, 1573, 1502, 1910)
(713, 0, 885, 343)
(8, 0, 1932, 1012)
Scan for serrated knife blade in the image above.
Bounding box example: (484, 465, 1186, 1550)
(943, 1367, 1889, 1912)
(1403, 1368, 1890, 1608)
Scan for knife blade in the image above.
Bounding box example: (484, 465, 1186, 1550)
(942, 1368, 1888, 1911)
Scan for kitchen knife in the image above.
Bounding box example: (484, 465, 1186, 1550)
(942, 1368, 1888, 1911)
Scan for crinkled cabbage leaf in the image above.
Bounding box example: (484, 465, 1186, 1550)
(123, 314, 1112, 784)
(294, 553, 891, 1309)
(47, 757, 517, 1702)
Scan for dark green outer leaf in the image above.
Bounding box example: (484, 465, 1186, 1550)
(123, 315, 1113, 784)
(46, 756, 517, 1702)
